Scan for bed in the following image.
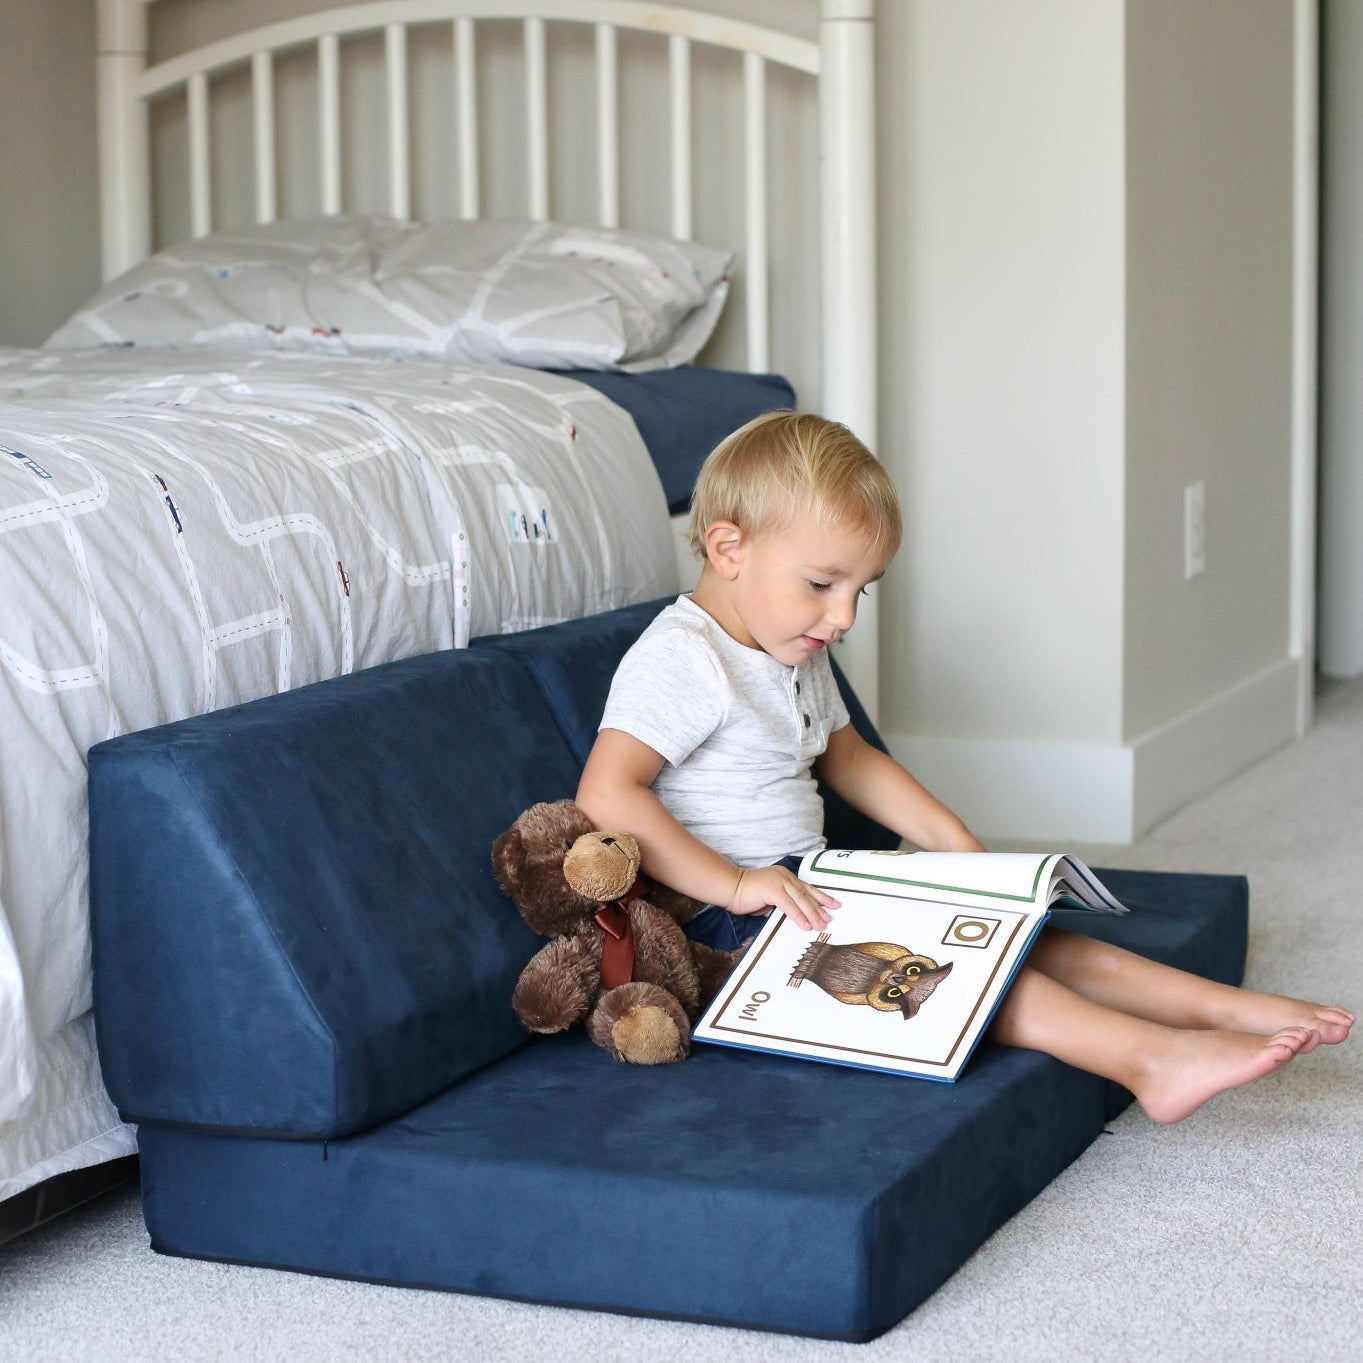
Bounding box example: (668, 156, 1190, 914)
(0, 0, 878, 1221)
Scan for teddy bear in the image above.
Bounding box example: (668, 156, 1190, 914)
(492, 800, 742, 1064)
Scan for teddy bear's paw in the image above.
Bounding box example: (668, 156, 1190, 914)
(612, 1005, 688, 1065)
(511, 938, 599, 1034)
(589, 982, 691, 1064)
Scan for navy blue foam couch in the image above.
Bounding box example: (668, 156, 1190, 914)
(87, 598, 1248, 1341)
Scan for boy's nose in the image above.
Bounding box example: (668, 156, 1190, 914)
(827, 597, 857, 634)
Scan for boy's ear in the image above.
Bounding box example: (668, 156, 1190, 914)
(703, 520, 745, 581)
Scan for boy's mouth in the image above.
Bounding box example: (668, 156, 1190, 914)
(801, 635, 826, 650)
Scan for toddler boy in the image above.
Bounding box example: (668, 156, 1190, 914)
(578, 412, 1352, 1120)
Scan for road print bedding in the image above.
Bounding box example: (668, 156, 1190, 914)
(0, 347, 674, 1193)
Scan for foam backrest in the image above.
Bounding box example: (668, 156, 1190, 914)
(90, 649, 581, 1139)
(473, 598, 898, 852)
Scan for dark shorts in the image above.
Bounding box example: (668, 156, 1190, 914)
(682, 854, 802, 953)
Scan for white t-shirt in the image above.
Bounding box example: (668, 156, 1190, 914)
(599, 594, 851, 868)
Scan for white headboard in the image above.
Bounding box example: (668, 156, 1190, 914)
(94, 0, 883, 714)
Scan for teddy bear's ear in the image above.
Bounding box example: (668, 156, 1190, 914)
(491, 823, 523, 897)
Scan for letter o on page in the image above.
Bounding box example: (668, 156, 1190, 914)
(943, 914, 1001, 950)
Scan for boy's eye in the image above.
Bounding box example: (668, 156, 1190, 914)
(807, 580, 831, 592)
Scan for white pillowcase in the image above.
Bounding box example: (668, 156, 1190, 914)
(46, 217, 734, 372)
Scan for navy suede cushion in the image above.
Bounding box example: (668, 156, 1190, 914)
(89, 650, 582, 1139)
(133, 870, 1248, 1341)
(138, 1030, 1105, 1342)
(472, 598, 898, 852)
(560, 369, 796, 513)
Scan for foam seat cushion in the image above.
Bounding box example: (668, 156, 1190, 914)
(89, 649, 584, 1138)
(134, 865, 1247, 1342)
(87, 590, 1252, 1338)
(138, 1027, 1105, 1342)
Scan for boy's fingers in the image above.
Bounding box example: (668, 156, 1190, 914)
(762, 872, 838, 930)
(779, 887, 816, 930)
(793, 881, 838, 919)
(780, 872, 838, 911)
(788, 886, 833, 931)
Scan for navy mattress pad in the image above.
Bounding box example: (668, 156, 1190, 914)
(560, 368, 795, 513)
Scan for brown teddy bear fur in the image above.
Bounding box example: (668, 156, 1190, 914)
(492, 800, 741, 1064)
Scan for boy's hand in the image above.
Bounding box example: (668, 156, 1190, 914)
(731, 865, 840, 932)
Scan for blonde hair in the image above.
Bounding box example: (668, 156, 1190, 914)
(686, 411, 902, 561)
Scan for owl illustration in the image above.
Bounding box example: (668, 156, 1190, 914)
(788, 934, 953, 1019)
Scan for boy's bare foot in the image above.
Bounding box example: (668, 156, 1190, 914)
(1216, 993, 1355, 1052)
(1132, 1025, 1317, 1125)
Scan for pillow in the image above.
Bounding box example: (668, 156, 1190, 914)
(46, 217, 733, 372)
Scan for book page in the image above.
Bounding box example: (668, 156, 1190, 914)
(693, 881, 1047, 1081)
(802, 848, 1063, 909)
(805, 849, 1127, 915)
(1051, 856, 1128, 913)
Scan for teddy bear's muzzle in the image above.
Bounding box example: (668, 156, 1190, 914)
(563, 830, 642, 902)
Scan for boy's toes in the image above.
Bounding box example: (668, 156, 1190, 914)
(1307, 1008, 1354, 1045)
(1269, 1025, 1316, 1058)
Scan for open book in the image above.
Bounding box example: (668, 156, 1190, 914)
(692, 849, 1127, 1081)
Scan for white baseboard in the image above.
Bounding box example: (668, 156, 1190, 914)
(1128, 657, 1300, 839)
(886, 657, 1300, 845)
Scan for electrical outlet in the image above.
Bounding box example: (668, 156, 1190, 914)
(1184, 481, 1206, 580)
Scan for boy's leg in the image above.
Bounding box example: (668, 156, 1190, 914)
(989, 965, 1316, 1124)
(1026, 928, 1355, 1048)
(683, 904, 767, 953)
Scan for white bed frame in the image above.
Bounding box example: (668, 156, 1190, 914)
(1, 0, 880, 1215)
(93, 0, 883, 715)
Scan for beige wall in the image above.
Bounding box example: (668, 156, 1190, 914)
(1123, 0, 1296, 740)
(876, 0, 1301, 839)
(878, 0, 1127, 748)
(0, 0, 100, 347)
(1320, 0, 1363, 677)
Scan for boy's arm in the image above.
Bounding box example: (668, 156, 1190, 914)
(577, 729, 739, 906)
(577, 728, 837, 929)
(814, 723, 985, 853)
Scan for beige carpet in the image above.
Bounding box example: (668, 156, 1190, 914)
(3, 680, 1360, 1363)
